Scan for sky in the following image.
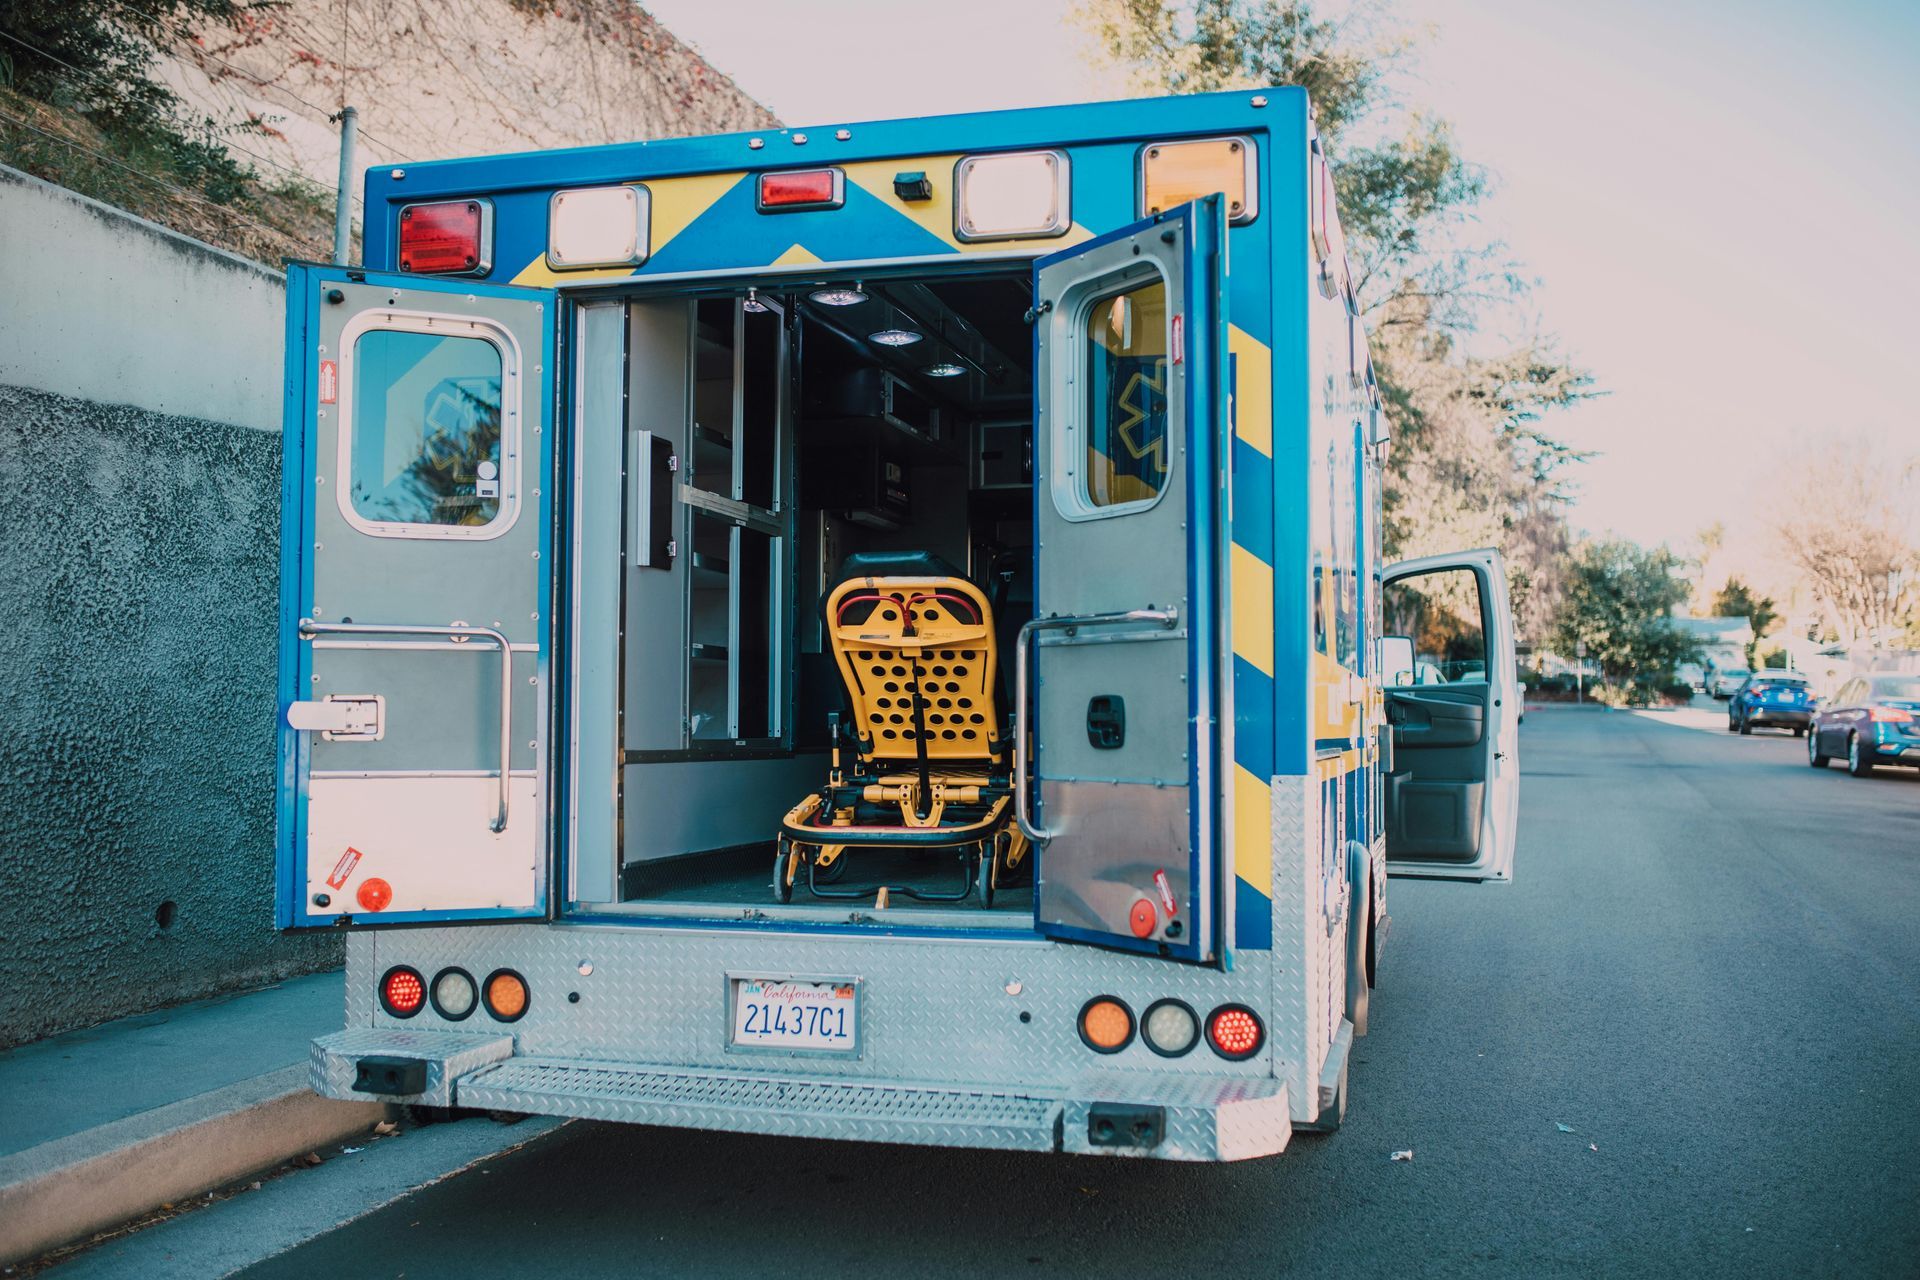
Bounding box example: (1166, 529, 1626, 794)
(640, 0, 1920, 557)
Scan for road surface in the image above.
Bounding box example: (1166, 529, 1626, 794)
(195, 708, 1920, 1275)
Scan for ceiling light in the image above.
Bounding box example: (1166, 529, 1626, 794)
(925, 362, 966, 378)
(743, 287, 769, 313)
(810, 284, 867, 306)
(870, 328, 922, 346)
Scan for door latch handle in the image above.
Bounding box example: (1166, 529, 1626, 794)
(1086, 695, 1126, 749)
(288, 695, 384, 741)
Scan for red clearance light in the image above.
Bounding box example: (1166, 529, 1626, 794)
(757, 168, 844, 212)
(1206, 1004, 1264, 1060)
(380, 966, 425, 1018)
(1870, 705, 1914, 723)
(399, 200, 488, 274)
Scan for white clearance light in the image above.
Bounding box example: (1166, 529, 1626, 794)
(547, 184, 651, 269)
(954, 150, 1071, 242)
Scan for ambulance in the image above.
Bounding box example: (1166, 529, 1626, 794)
(278, 87, 1519, 1161)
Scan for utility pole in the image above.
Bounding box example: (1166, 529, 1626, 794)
(331, 106, 358, 266)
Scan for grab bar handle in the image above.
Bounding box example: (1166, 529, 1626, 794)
(297, 619, 515, 833)
(1013, 607, 1179, 844)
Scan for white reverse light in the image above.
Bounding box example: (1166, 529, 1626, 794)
(431, 968, 477, 1020)
(547, 185, 650, 269)
(955, 150, 1071, 242)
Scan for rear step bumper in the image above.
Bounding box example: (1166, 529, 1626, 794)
(312, 1033, 1290, 1161)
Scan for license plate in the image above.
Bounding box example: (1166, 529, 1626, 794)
(729, 979, 859, 1055)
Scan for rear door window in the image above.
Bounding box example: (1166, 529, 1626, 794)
(343, 322, 513, 536)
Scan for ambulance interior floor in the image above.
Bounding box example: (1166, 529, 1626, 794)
(624, 844, 1034, 914)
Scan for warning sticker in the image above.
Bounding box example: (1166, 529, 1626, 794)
(326, 845, 362, 889)
(318, 359, 338, 404)
(1153, 868, 1178, 917)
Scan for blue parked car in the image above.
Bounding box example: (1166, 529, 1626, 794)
(1809, 674, 1920, 776)
(1727, 671, 1814, 736)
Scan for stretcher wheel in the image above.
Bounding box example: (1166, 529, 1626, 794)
(976, 840, 996, 908)
(772, 839, 796, 904)
(815, 849, 850, 884)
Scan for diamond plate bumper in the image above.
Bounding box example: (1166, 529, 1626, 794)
(311, 1028, 516, 1106)
(312, 1029, 1292, 1161)
(454, 1056, 1290, 1162)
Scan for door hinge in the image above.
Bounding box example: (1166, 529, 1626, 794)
(668, 453, 680, 472)
(666, 539, 679, 559)
(1023, 299, 1053, 324)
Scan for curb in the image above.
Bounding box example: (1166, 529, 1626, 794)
(0, 1064, 386, 1266)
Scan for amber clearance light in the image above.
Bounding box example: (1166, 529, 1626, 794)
(1078, 996, 1135, 1054)
(484, 969, 530, 1022)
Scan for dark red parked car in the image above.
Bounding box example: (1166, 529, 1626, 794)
(1808, 674, 1920, 777)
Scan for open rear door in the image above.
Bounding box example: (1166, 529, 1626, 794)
(1380, 548, 1518, 881)
(1021, 197, 1227, 961)
(276, 264, 557, 926)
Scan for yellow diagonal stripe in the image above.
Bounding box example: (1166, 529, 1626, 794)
(1231, 543, 1273, 677)
(1234, 766, 1272, 901)
(511, 171, 747, 287)
(842, 156, 1094, 254)
(1227, 324, 1271, 457)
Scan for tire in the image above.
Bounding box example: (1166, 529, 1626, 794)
(1847, 733, 1875, 778)
(1738, 718, 1752, 736)
(1725, 717, 1737, 733)
(1808, 732, 1830, 768)
(1793, 727, 1805, 738)
(772, 841, 795, 903)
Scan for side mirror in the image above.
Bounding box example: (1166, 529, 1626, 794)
(1381, 635, 1415, 688)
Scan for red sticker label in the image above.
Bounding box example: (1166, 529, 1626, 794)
(1171, 314, 1185, 366)
(318, 359, 338, 404)
(326, 845, 362, 890)
(1154, 869, 1178, 917)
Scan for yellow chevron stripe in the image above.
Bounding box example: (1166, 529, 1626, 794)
(1234, 765, 1272, 901)
(1227, 324, 1271, 457)
(841, 156, 1094, 254)
(510, 171, 748, 287)
(1231, 543, 1273, 677)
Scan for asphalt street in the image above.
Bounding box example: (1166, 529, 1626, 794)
(219, 706, 1919, 1278)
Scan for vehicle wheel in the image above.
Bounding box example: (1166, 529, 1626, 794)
(1847, 734, 1875, 778)
(1725, 717, 1737, 733)
(1808, 732, 1830, 768)
(1738, 718, 1752, 736)
(1793, 727, 1805, 738)
(772, 840, 796, 903)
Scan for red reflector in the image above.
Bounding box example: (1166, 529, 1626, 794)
(399, 200, 484, 273)
(757, 169, 843, 211)
(1206, 1005, 1264, 1060)
(356, 877, 392, 912)
(1128, 898, 1156, 938)
(381, 967, 425, 1017)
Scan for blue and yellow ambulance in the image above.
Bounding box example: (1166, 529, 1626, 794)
(278, 86, 1519, 1160)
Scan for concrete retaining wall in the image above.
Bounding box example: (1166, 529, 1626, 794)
(0, 165, 338, 1047)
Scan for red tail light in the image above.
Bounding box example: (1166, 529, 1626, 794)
(1205, 1005, 1264, 1060)
(380, 966, 426, 1018)
(757, 168, 844, 212)
(1871, 705, 1915, 723)
(399, 200, 488, 274)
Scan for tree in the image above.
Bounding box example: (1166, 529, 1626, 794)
(1772, 444, 1919, 650)
(1552, 539, 1698, 689)
(1711, 576, 1776, 666)
(1073, 0, 1596, 649)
